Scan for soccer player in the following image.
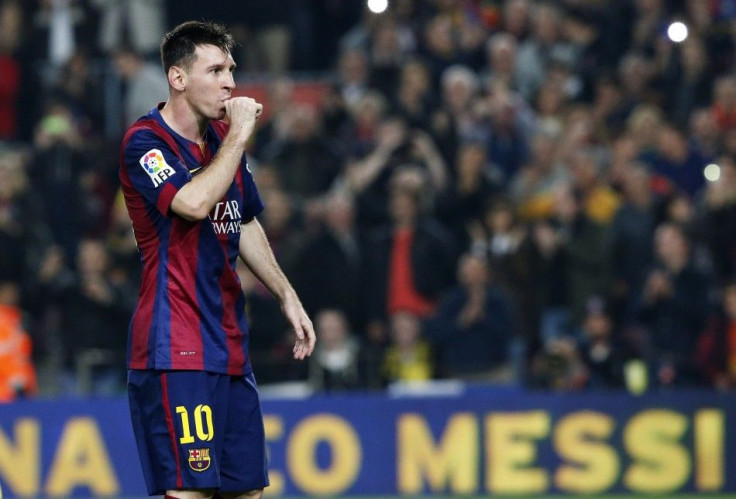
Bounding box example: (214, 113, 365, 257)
(119, 21, 316, 499)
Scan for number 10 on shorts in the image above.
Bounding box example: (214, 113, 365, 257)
(176, 404, 214, 443)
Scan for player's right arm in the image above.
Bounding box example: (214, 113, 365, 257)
(170, 97, 262, 221)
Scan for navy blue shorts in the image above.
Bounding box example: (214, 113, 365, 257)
(128, 370, 269, 495)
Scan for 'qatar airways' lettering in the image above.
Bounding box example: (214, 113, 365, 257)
(210, 200, 241, 235)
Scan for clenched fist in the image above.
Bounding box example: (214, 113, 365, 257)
(224, 96, 263, 142)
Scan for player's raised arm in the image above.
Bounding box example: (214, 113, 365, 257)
(171, 97, 262, 220)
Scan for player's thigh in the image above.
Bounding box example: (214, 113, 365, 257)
(128, 370, 229, 495)
(218, 373, 268, 493)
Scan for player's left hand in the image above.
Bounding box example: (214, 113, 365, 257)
(281, 293, 316, 360)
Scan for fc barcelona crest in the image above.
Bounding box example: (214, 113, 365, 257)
(188, 448, 211, 472)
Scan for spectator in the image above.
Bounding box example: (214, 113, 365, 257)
(0, 0, 23, 140)
(0, 280, 37, 401)
(637, 223, 712, 387)
(515, 3, 572, 101)
(698, 281, 736, 389)
(568, 147, 621, 226)
(665, 36, 713, 130)
(425, 252, 516, 381)
(485, 82, 532, 180)
(419, 14, 461, 88)
(363, 167, 458, 345)
(688, 107, 721, 159)
(251, 77, 296, 159)
(609, 161, 660, 323)
(480, 32, 518, 92)
(94, 0, 165, 56)
(0, 148, 49, 293)
(532, 184, 611, 340)
(433, 64, 484, 158)
(29, 102, 105, 264)
(309, 309, 363, 391)
(341, 90, 388, 159)
(711, 74, 736, 132)
(381, 311, 433, 384)
(54, 50, 105, 134)
(345, 115, 448, 228)
(510, 128, 568, 221)
(28, 0, 96, 69)
(293, 190, 364, 330)
(435, 139, 499, 248)
(529, 334, 587, 391)
(701, 156, 736, 282)
(640, 123, 712, 197)
(261, 103, 343, 202)
(393, 58, 434, 130)
(501, 0, 532, 42)
(366, 20, 407, 99)
(336, 47, 371, 113)
(112, 45, 169, 126)
(55, 238, 133, 395)
(473, 198, 541, 355)
(590, 75, 629, 141)
(577, 296, 631, 389)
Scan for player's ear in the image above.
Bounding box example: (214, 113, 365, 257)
(168, 65, 186, 92)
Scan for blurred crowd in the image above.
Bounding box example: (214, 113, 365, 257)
(3, 0, 736, 399)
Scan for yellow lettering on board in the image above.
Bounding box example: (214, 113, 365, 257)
(287, 414, 361, 495)
(694, 409, 724, 491)
(554, 411, 618, 493)
(397, 413, 478, 494)
(624, 410, 690, 493)
(44, 418, 119, 495)
(486, 411, 550, 494)
(0, 418, 39, 496)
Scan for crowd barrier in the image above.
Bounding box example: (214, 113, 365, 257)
(0, 383, 734, 497)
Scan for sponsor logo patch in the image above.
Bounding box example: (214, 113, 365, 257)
(139, 149, 176, 187)
(188, 448, 211, 472)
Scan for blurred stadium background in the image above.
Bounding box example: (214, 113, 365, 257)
(3, 0, 736, 496)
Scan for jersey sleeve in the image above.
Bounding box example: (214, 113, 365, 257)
(241, 156, 265, 220)
(123, 130, 192, 216)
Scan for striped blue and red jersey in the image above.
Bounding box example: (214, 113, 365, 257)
(119, 105, 264, 375)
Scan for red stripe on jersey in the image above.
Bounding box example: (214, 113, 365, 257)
(218, 240, 244, 372)
(235, 163, 245, 195)
(221, 278, 245, 372)
(166, 217, 205, 369)
(224, 168, 245, 371)
(210, 120, 228, 141)
(123, 119, 185, 164)
(161, 374, 183, 489)
(187, 142, 202, 165)
(157, 182, 179, 216)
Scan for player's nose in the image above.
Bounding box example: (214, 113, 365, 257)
(223, 71, 235, 91)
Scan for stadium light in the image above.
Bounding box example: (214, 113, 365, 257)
(704, 163, 721, 182)
(667, 21, 688, 43)
(367, 0, 388, 14)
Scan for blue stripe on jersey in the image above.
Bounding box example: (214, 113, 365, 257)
(197, 225, 228, 368)
(153, 220, 172, 367)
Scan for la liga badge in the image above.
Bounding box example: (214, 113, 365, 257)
(188, 448, 211, 472)
(139, 148, 176, 187)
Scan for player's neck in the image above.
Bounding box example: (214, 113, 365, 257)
(159, 99, 208, 143)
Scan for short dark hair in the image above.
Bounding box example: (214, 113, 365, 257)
(160, 21, 234, 73)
